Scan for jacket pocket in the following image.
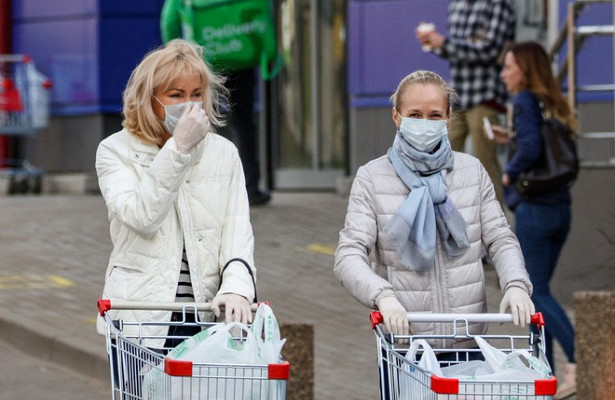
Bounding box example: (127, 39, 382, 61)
(105, 263, 146, 301)
(108, 262, 144, 276)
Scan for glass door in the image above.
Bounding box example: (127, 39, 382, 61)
(267, 0, 348, 189)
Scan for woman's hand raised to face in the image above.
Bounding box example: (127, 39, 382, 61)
(174, 103, 211, 154)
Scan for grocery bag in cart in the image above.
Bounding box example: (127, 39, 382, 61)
(400, 337, 552, 400)
(98, 299, 290, 400)
(143, 303, 286, 400)
(371, 311, 558, 400)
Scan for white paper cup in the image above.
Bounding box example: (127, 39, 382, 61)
(417, 22, 436, 52)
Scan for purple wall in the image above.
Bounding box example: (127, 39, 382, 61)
(11, 0, 166, 115)
(559, 0, 614, 102)
(348, 0, 614, 108)
(348, 0, 450, 108)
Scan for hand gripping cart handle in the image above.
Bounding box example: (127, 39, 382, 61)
(370, 311, 557, 399)
(98, 299, 290, 400)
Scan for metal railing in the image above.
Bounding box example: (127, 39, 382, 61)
(549, 0, 615, 165)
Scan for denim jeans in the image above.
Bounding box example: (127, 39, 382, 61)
(515, 202, 575, 368)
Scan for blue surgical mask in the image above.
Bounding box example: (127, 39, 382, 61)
(155, 97, 203, 133)
(398, 117, 448, 152)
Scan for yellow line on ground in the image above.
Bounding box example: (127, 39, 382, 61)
(305, 243, 336, 256)
(0, 274, 75, 289)
(48, 275, 75, 287)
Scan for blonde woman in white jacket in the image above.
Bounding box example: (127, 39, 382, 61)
(334, 70, 535, 343)
(95, 39, 257, 350)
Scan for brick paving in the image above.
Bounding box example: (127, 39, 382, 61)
(0, 193, 576, 399)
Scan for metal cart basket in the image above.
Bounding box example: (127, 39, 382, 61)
(370, 312, 557, 400)
(0, 54, 51, 193)
(98, 299, 289, 400)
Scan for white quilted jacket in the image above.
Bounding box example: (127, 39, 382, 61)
(95, 129, 255, 347)
(334, 151, 531, 343)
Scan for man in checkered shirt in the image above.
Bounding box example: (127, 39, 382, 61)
(416, 0, 516, 203)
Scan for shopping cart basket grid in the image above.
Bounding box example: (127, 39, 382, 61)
(0, 54, 52, 194)
(100, 299, 289, 400)
(372, 312, 557, 400)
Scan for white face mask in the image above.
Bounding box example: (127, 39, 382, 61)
(155, 98, 203, 133)
(398, 117, 448, 152)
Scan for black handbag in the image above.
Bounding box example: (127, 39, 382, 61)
(514, 102, 579, 199)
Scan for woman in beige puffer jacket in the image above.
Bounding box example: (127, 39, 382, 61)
(334, 71, 533, 346)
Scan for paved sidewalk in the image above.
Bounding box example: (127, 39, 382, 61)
(0, 192, 575, 399)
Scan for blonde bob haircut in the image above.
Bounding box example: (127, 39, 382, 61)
(122, 39, 228, 146)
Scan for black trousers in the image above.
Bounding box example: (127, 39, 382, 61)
(225, 68, 261, 195)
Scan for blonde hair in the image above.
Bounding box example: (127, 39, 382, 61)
(122, 39, 229, 146)
(390, 70, 457, 114)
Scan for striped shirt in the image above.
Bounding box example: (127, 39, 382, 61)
(175, 248, 195, 303)
(435, 0, 515, 110)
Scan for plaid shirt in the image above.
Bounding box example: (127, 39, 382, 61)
(435, 0, 516, 110)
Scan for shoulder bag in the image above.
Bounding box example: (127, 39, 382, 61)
(514, 102, 579, 199)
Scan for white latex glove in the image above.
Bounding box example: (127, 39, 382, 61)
(499, 286, 535, 327)
(211, 293, 252, 324)
(377, 295, 410, 336)
(173, 103, 211, 154)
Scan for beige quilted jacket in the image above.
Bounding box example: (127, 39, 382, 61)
(334, 151, 532, 343)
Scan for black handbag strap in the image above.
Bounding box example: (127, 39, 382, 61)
(218, 258, 258, 303)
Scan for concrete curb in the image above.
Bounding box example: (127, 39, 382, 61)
(0, 315, 109, 383)
(0, 172, 90, 196)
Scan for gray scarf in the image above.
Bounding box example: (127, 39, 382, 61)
(384, 134, 470, 272)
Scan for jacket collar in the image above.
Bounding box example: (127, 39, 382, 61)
(128, 134, 159, 166)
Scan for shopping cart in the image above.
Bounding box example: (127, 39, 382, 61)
(0, 54, 52, 194)
(370, 312, 558, 400)
(98, 299, 290, 400)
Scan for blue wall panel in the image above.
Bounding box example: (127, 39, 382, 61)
(348, 0, 449, 108)
(12, 16, 99, 115)
(558, 0, 613, 102)
(99, 1, 167, 15)
(13, 0, 96, 19)
(98, 14, 165, 112)
(12, 0, 166, 115)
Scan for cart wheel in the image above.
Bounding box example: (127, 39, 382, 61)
(8, 175, 28, 194)
(30, 175, 42, 194)
(14, 176, 29, 194)
(8, 176, 18, 195)
(8, 175, 15, 194)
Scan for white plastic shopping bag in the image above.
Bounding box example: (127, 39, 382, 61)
(399, 339, 447, 400)
(249, 303, 287, 399)
(250, 302, 287, 363)
(143, 321, 260, 400)
(398, 337, 551, 400)
(144, 303, 287, 400)
(440, 336, 552, 399)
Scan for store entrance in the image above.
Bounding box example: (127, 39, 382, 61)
(264, 0, 348, 190)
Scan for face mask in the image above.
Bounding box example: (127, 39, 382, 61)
(155, 97, 203, 133)
(398, 117, 448, 152)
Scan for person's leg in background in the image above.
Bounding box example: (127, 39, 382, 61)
(448, 108, 469, 153)
(515, 202, 576, 399)
(466, 104, 504, 204)
(226, 68, 271, 206)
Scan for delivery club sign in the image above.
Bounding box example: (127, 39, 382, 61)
(200, 20, 266, 57)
